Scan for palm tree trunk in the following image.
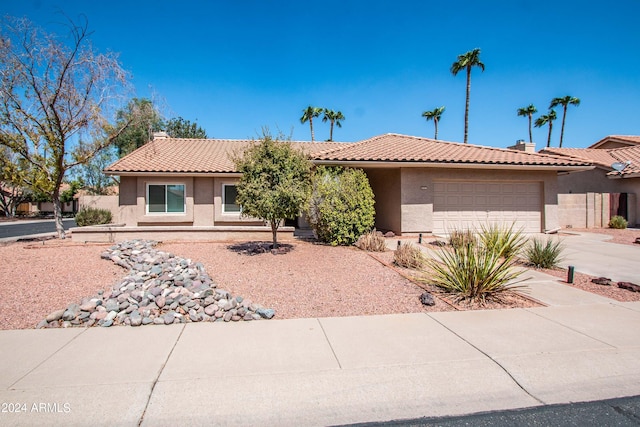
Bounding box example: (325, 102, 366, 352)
(309, 118, 315, 142)
(559, 107, 567, 148)
(546, 122, 553, 148)
(528, 114, 533, 143)
(329, 120, 334, 141)
(464, 66, 471, 144)
(434, 118, 439, 140)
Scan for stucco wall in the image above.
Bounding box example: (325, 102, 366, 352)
(557, 169, 639, 226)
(79, 195, 119, 222)
(364, 168, 401, 233)
(558, 193, 610, 229)
(213, 177, 263, 225)
(398, 168, 558, 234)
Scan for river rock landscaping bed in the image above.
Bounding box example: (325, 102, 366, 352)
(37, 240, 275, 328)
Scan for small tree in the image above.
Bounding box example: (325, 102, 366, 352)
(307, 166, 375, 246)
(233, 131, 312, 249)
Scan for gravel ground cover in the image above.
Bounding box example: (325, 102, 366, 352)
(2, 228, 638, 330)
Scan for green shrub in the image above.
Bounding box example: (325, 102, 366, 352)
(608, 215, 628, 229)
(479, 223, 527, 259)
(449, 229, 476, 250)
(306, 166, 375, 246)
(355, 230, 387, 252)
(394, 242, 425, 269)
(75, 207, 112, 226)
(422, 239, 526, 303)
(524, 238, 564, 269)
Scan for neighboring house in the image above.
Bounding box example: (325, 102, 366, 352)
(541, 135, 640, 226)
(89, 132, 590, 242)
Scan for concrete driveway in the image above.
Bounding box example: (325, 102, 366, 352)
(553, 231, 640, 283)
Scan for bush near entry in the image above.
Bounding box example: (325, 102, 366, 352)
(307, 166, 375, 246)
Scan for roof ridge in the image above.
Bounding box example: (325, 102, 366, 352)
(385, 133, 586, 163)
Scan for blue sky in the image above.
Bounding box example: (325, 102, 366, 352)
(4, 0, 640, 148)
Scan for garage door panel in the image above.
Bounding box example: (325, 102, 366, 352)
(433, 181, 542, 234)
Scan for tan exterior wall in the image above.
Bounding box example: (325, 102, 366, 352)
(213, 177, 263, 225)
(38, 201, 76, 213)
(79, 195, 119, 222)
(398, 168, 558, 234)
(193, 177, 214, 226)
(557, 169, 639, 226)
(71, 225, 295, 243)
(119, 176, 138, 226)
(364, 168, 401, 233)
(116, 175, 264, 227)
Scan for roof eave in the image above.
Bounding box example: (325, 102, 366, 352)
(104, 171, 243, 177)
(312, 159, 593, 171)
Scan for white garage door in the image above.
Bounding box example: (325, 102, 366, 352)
(432, 181, 542, 234)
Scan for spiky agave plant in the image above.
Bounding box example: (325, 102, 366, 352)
(479, 222, 527, 259)
(422, 239, 527, 304)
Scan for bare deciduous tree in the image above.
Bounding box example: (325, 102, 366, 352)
(0, 15, 133, 237)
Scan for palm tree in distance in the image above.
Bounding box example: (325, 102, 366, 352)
(549, 96, 580, 148)
(421, 106, 445, 140)
(534, 110, 557, 148)
(517, 104, 538, 143)
(300, 106, 323, 142)
(322, 109, 345, 141)
(450, 48, 485, 144)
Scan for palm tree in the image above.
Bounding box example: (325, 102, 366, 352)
(534, 110, 557, 148)
(549, 96, 580, 148)
(517, 104, 538, 143)
(450, 48, 485, 144)
(421, 106, 445, 139)
(300, 106, 323, 142)
(322, 109, 345, 141)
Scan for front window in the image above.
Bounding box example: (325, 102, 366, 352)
(147, 184, 185, 213)
(222, 184, 240, 213)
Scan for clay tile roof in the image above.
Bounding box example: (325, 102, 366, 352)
(588, 135, 640, 149)
(541, 145, 640, 177)
(105, 138, 346, 174)
(539, 148, 620, 168)
(314, 133, 591, 167)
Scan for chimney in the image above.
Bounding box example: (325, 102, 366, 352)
(508, 139, 535, 153)
(153, 131, 169, 140)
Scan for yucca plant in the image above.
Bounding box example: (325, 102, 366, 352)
(449, 229, 476, 250)
(355, 230, 387, 252)
(524, 238, 564, 269)
(394, 242, 426, 269)
(608, 215, 628, 229)
(422, 239, 527, 303)
(479, 223, 527, 259)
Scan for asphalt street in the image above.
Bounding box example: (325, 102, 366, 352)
(0, 218, 76, 239)
(343, 395, 640, 426)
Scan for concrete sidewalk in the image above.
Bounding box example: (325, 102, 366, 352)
(1, 280, 640, 426)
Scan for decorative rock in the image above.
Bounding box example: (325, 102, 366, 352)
(163, 312, 176, 325)
(591, 277, 613, 286)
(256, 308, 275, 319)
(618, 282, 640, 292)
(37, 239, 274, 328)
(46, 309, 65, 322)
(420, 292, 435, 306)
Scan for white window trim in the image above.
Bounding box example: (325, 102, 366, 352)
(146, 183, 186, 214)
(221, 183, 241, 214)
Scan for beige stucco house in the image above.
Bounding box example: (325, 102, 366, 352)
(72, 133, 592, 242)
(541, 135, 640, 227)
